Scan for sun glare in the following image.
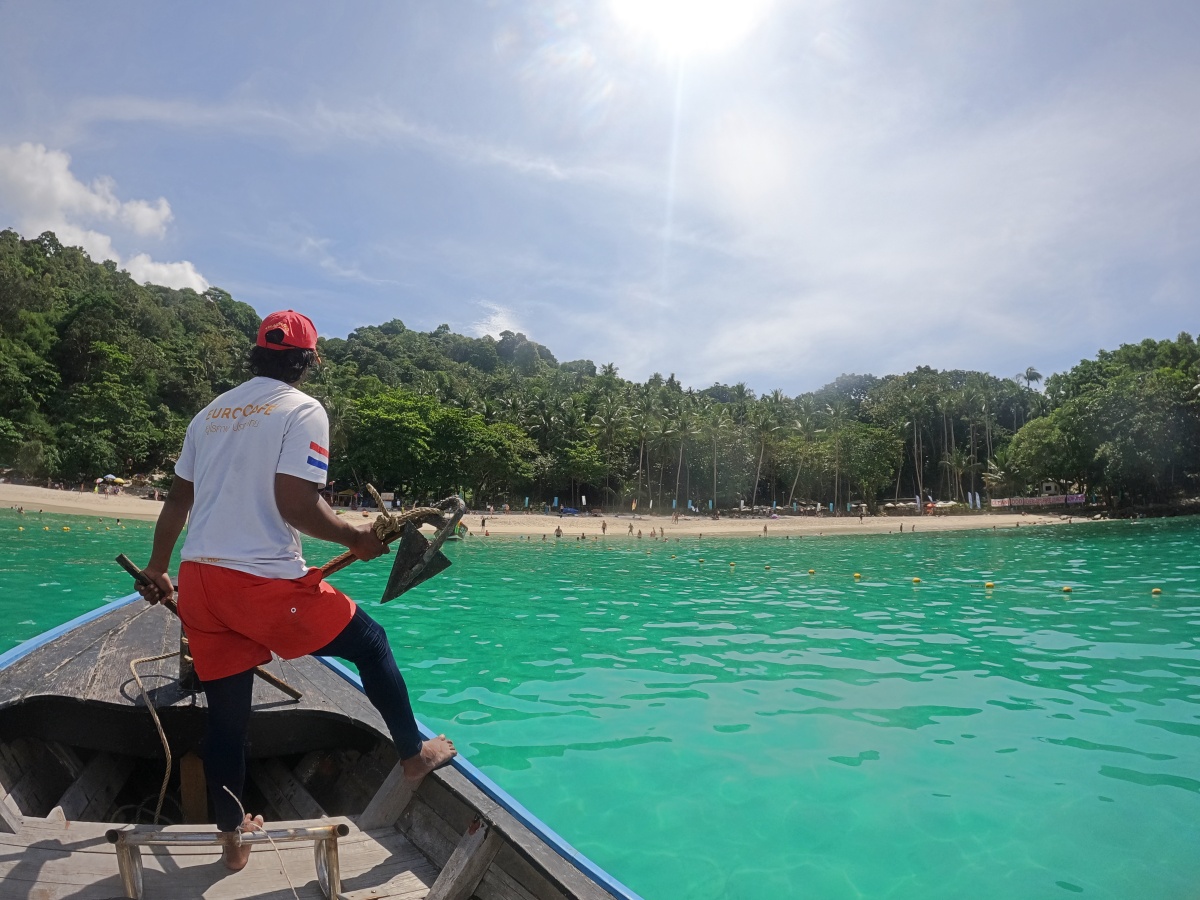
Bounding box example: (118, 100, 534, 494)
(610, 0, 773, 57)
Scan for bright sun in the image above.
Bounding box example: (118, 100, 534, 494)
(610, 0, 774, 57)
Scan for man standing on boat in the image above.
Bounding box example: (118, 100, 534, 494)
(135, 309, 456, 870)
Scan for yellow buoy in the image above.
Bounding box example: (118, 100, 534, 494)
(699, 558, 705, 563)
(729, 562, 735, 567)
(853, 572, 861, 579)
(62, 526, 70, 532)
(17, 526, 23, 531)
(671, 554, 676, 559)
(912, 577, 921, 584)
(86, 526, 92, 531)
(808, 569, 815, 575)
(765, 565, 771, 570)
(43, 526, 49, 531)
(985, 582, 995, 589)
(1151, 587, 1162, 595)
(1062, 586, 1072, 593)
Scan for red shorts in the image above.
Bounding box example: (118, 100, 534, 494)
(177, 561, 356, 681)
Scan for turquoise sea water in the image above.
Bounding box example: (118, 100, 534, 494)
(2, 509, 1199, 899)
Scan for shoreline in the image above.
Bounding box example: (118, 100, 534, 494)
(1, 483, 1084, 536)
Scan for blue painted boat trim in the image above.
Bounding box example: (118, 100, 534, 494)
(317, 655, 643, 900)
(0, 592, 142, 671)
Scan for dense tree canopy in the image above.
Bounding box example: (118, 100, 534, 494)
(2, 229, 1197, 512)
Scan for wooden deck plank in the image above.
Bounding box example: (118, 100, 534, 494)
(358, 760, 417, 830)
(0, 603, 142, 707)
(0, 816, 438, 900)
(425, 817, 503, 900)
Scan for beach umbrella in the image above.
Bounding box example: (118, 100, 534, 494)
(112, 478, 127, 485)
(94, 477, 104, 484)
(103, 474, 117, 481)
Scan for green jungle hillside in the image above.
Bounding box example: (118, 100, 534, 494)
(2, 229, 1198, 512)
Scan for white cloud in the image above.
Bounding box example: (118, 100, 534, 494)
(295, 235, 394, 285)
(470, 300, 522, 338)
(124, 254, 209, 291)
(65, 96, 618, 185)
(0, 142, 207, 290)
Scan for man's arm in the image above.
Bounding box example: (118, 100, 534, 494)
(275, 474, 388, 562)
(139, 476, 195, 603)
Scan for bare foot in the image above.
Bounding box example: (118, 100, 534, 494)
(401, 735, 457, 782)
(221, 814, 264, 871)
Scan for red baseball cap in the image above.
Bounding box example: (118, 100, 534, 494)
(257, 310, 319, 354)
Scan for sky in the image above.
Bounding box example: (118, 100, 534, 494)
(1, 1, 1198, 395)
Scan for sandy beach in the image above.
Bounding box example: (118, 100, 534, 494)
(1, 483, 1078, 536)
(0, 484, 165, 521)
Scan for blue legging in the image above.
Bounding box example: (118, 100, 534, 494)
(200, 605, 423, 831)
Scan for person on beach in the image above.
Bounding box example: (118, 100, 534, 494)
(134, 310, 455, 871)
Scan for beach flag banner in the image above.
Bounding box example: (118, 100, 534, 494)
(992, 494, 1085, 508)
(708, 500, 713, 510)
(524, 497, 529, 507)
(672, 499, 676, 509)
(582, 494, 587, 506)
(830, 503, 834, 512)
(553, 497, 558, 507)
(632, 499, 637, 510)
(792, 502, 797, 511)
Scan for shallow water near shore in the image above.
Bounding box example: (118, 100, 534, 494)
(2, 509, 1199, 899)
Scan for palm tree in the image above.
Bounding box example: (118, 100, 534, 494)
(822, 401, 850, 514)
(1022, 367, 1043, 389)
(630, 390, 660, 510)
(673, 406, 701, 508)
(590, 397, 630, 502)
(728, 383, 754, 425)
(747, 402, 780, 508)
(935, 387, 959, 499)
(700, 403, 731, 510)
(903, 384, 930, 502)
(648, 418, 676, 509)
(982, 446, 1022, 498)
(786, 401, 819, 506)
(940, 446, 969, 502)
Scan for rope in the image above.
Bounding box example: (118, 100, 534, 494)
(130, 657, 300, 900)
(223, 785, 299, 900)
(129, 650, 177, 824)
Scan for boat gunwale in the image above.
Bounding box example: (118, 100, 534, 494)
(0, 593, 644, 900)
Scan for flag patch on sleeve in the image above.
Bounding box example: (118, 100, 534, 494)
(307, 441, 330, 471)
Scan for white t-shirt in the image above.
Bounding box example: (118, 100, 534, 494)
(176, 377, 331, 579)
